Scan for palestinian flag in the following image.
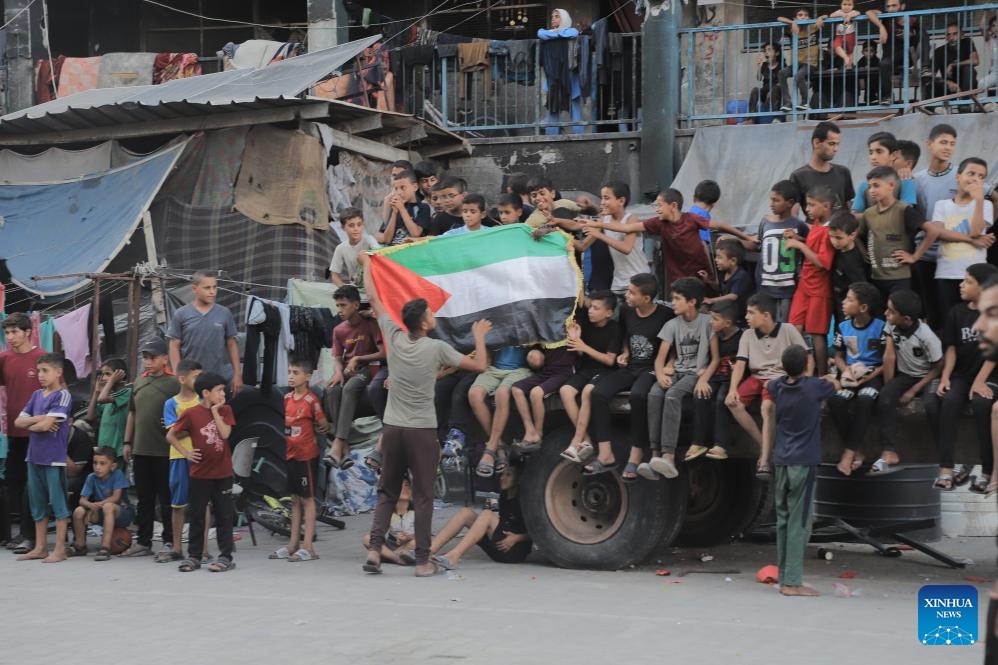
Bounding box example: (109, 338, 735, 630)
(368, 225, 581, 351)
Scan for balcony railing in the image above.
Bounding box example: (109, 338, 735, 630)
(679, 3, 998, 125)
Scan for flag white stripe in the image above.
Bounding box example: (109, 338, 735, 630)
(429, 255, 578, 318)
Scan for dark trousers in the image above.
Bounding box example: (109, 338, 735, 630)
(923, 65, 977, 97)
(828, 376, 883, 451)
(188, 476, 234, 561)
(987, 595, 998, 662)
(877, 373, 923, 453)
(436, 371, 476, 435)
(133, 455, 173, 548)
(243, 298, 281, 388)
(911, 260, 940, 329)
(936, 279, 962, 324)
(368, 425, 438, 565)
(693, 380, 731, 448)
(589, 367, 656, 445)
(3, 437, 31, 541)
(367, 366, 389, 421)
(924, 375, 995, 474)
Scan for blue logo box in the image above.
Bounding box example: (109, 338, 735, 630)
(918, 584, 978, 646)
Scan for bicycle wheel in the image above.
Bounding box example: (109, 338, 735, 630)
(247, 501, 292, 538)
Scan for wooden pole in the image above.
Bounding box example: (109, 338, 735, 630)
(90, 279, 102, 388)
(127, 277, 141, 378)
(142, 211, 167, 325)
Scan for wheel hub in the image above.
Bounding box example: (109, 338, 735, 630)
(544, 460, 629, 545)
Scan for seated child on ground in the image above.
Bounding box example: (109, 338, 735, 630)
(70, 446, 134, 561)
(362, 478, 416, 566)
(430, 464, 532, 570)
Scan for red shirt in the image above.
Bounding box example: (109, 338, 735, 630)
(284, 390, 326, 461)
(642, 213, 713, 282)
(332, 318, 382, 368)
(0, 347, 46, 437)
(171, 404, 236, 479)
(798, 222, 834, 299)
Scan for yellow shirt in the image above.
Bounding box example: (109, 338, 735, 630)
(165, 394, 201, 460)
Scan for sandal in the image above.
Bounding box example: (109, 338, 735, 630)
(621, 462, 640, 484)
(208, 557, 236, 572)
(362, 555, 382, 574)
(68, 543, 88, 558)
(414, 560, 443, 577)
(560, 446, 584, 463)
(583, 459, 618, 476)
(268, 546, 290, 560)
(636, 462, 659, 480)
(952, 465, 972, 487)
(364, 449, 383, 472)
(397, 550, 416, 566)
(94, 547, 111, 562)
(178, 558, 201, 572)
(476, 448, 497, 478)
(493, 446, 510, 474)
(685, 445, 709, 462)
(932, 475, 955, 491)
(288, 548, 318, 562)
(11, 540, 33, 555)
(755, 464, 772, 481)
(649, 456, 679, 479)
(156, 550, 183, 563)
(969, 476, 989, 494)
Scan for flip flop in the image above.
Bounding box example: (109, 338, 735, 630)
(119, 544, 152, 558)
(397, 550, 416, 566)
(583, 459, 618, 476)
(94, 547, 111, 562)
(494, 446, 510, 474)
(513, 439, 542, 454)
(268, 546, 290, 560)
(414, 560, 443, 577)
(621, 462, 640, 484)
(952, 465, 972, 487)
(968, 476, 989, 494)
(684, 445, 709, 462)
(432, 554, 457, 570)
(322, 450, 341, 468)
(68, 544, 88, 558)
(362, 556, 382, 574)
(476, 448, 497, 478)
(207, 557, 236, 572)
(866, 458, 903, 476)
(155, 551, 183, 563)
(178, 557, 201, 572)
(288, 548, 318, 562)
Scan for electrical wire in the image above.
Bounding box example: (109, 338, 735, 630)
(140, 0, 298, 30)
(0, 0, 38, 32)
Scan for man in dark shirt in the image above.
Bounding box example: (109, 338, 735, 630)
(789, 121, 855, 212)
(924, 21, 978, 98)
(866, 0, 929, 104)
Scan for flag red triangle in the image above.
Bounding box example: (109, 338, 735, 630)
(369, 253, 452, 326)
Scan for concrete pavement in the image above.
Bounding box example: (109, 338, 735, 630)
(3, 507, 995, 664)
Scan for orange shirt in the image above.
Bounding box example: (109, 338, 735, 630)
(284, 390, 326, 461)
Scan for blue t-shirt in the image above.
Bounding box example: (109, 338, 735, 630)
(767, 376, 836, 466)
(834, 317, 886, 367)
(20, 388, 73, 467)
(81, 468, 131, 505)
(852, 179, 918, 212)
(493, 346, 527, 370)
(690, 205, 712, 242)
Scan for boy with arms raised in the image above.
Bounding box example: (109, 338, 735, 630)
(167, 372, 237, 572)
(769, 345, 836, 597)
(14, 354, 72, 562)
(726, 294, 809, 480)
(274, 360, 328, 562)
(70, 446, 133, 561)
(642, 277, 712, 480)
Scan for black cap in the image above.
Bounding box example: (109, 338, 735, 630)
(140, 338, 169, 357)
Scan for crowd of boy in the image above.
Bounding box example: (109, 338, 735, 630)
(3, 119, 998, 593)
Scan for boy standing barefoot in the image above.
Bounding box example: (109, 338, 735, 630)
(767, 345, 836, 597)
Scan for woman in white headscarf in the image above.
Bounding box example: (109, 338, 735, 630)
(538, 8, 584, 135)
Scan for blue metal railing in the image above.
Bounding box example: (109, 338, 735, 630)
(395, 34, 643, 136)
(679, 3, 998, 126)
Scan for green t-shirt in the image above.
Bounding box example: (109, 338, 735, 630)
(129, 373, 180, 457)
(96, 386, 132, 456)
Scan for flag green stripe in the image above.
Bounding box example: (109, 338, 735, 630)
(382, 225, 570, 276)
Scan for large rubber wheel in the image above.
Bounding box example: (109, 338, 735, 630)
(521, 425, 687, 570)
(676, 459, 768, 547)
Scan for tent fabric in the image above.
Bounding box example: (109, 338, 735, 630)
(234, 125, 329, 230)
(671, 114, 998, 232)
(158, 197, 338, 321)
(97, 53, 157, 88)
(0, 142, 186, 297)
(0, 142, 112, 183)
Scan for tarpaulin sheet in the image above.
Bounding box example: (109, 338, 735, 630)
(0, 142, 112, 183)
(0, 142, 185, 297)
(671, 114, 998, 231)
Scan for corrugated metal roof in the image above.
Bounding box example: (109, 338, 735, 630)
(0, 34, 382, 139)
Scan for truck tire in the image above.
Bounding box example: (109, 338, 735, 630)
(676, 459, 767, 547)
(521, 425, 687, 570)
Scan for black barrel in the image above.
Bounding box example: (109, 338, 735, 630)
(813, 463, 942, 542)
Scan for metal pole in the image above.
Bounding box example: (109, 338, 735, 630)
(90, 279, 102, 388)
(127, 278, 141, 377)
(640, 1, 680, 197)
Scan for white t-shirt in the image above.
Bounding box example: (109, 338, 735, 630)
(329, 236, 379, 284)
(603, 212, 648, 294)
(932, 198, 994, 280)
